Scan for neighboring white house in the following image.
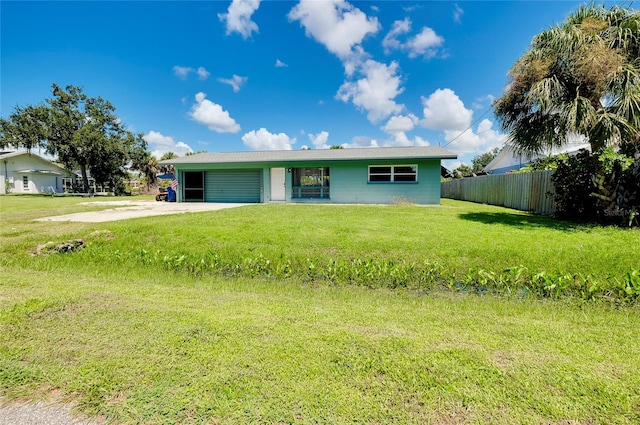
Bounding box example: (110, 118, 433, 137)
(0, 151, 74, 194)
(483, 139, 591, 174)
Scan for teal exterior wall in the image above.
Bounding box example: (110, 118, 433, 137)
(174, 158, 443, 205)
(322, 160, 441, 204)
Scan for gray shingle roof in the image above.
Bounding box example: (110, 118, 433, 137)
(161, 146, 457, 165)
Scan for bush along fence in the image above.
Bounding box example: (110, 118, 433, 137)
(105, 248, 640, 305)
(441, 170, 555, 215)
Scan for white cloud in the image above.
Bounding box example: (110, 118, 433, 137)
(218, 74, 248, 92)
(446, 160, 465, 171)
(218, 0, 261, 39)
(382, 114, 418, 133)
(336, 59, 404, 122)
(380, 114, 430, 147)
(420, 88, 505, 154)
(275, 59, 288, 67)
(382, 18, 410, 54)
(421, 88, 472, 131)
(453, 3, 464, 23)
(406, 27, 444, 59)
(197, 67, 210, 80)
(341, 45, 370, 77)
(382, 18, 443, 59)
(190, 92, 241, 133)
(472, 94, 496, 110)
(308, 131, 330, 149)
(174, 65, 210, 80)
(288, 0, 379, 60)
(242, 128, 296, 150)
(173, 66, 193, 79)
(341, 135, 380, 149)
(144, 131, 194, 159)
(341, 134, 428, 149)
(442, 119, 505, 154)
(412, 136, 431, 146)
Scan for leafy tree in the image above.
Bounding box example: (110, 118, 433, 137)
(160, 152, 178, 161)
(330, 145, 344, 149)
(453, 163, 473, 179)
(1, 83, 148, 193)
(516, 153, 569, 172)
(0, 105, 49, 152)
(471, 147, 500, 173)
(185, 150, 207, 156)
(494, 4, 639, 155)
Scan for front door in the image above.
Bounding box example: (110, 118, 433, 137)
(270, 168, 286, 201)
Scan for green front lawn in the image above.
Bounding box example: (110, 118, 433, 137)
(1, 196, 639, 424)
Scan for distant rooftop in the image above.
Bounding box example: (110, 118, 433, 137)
(161, 146, 457, 165)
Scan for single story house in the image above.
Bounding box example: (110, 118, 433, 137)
(160, 146, 457, 205)
(0, 151, 74, 195)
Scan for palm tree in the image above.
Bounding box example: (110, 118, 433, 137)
(131, 151, 159, 191)
(494, 4, 639, 155)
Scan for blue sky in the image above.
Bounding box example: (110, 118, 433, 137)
(0, 0, 623, 168)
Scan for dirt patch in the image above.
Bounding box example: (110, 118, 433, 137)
(0, 396, 105, 425)
(32, 230, 115, 256)
(34, 239, 85, 256)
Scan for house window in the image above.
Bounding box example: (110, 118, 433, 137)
(292, 167, 330, 199)
(368, 165, 417, 182)
(22, 176, 29, 190)
(62, 178, 73, 193)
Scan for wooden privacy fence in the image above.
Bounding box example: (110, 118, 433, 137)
(441, 170, 556, 215)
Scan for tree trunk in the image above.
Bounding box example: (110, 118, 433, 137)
(80, 165, 90, 193)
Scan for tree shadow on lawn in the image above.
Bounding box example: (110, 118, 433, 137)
(458, 211, 589, 231)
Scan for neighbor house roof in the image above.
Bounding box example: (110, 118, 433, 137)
(0, 151, 72, 175)
(0, 151, 33, 160)
(14, 169, 64, 175)
(483, 137, 590, 173)
(161, 146, 457, 165)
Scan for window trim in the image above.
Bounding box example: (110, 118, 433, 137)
(22, 176, 29, 190)
(368, 164, 418, 183)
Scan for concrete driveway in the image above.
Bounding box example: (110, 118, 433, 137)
(36, 200, 250, 223)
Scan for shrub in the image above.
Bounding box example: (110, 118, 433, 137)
(551, 150, 598, 222)
(551, 148, 640, 227)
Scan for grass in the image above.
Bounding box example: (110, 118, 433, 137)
(1, 195, 639, 424)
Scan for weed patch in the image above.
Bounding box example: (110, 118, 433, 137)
(103, 248, 640, 304)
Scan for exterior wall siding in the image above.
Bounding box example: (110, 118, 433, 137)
(175, 159, 443, 205)
(487, 164, 525, 175)
(325, 160, 441, 204)
(1, 154, 70, 194)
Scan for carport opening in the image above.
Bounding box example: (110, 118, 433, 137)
(184, 172, 204, 202)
